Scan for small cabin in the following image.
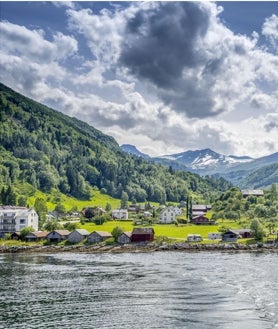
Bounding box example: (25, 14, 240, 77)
(191, 215, 216, 225)
(67, 229, 90, 243)
(131, 227, 154, 243)
(11, 232, 21, 240)
(117, 231, 132, 244)
(87, 231, 112, 243)
(25, 231, 49, 242)
(234, 229, 253, 239)
(222, 230, 240, 242)
(46, 230, 70, 243)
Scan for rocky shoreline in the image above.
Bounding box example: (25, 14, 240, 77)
(1, 242, 278, 254)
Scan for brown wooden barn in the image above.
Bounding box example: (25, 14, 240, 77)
(131, 227, 154, 243)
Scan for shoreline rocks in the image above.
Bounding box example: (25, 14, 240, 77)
(0, 241, 278, 254)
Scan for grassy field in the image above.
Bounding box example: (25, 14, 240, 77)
(27, 188, 122, 211)
(26, 187, 161, 212)
(78, 220, 241, 240)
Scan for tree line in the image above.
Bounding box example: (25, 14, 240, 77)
(0, 82, 232, 205)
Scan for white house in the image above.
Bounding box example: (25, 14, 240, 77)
(0, 206, 39, 237)
(112, 209, 128, 220)
(158, 207, 176, 224)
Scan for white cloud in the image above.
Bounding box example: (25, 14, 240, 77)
(262, 14, 278, 52)
(0, 21, 78, 63)
(52, 1, 76, 9)
(1, 2, 278, 159)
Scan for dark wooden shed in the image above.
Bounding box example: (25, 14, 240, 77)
(131, 227, 154, 243)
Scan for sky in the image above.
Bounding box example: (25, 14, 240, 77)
(0, 1, 278, 158)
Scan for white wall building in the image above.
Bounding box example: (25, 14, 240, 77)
(0, 206, 39, 237)
(112, 209, 129, 220)
(158, 207, 176, 224)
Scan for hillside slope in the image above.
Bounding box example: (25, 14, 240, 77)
(0, 82, 232, 204)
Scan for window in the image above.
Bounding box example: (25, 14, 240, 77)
(20, 219, 26, 224)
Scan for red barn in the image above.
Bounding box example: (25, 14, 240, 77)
(131, 228, 155, 243)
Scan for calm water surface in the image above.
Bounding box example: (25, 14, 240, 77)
(0, 251, 278, 329)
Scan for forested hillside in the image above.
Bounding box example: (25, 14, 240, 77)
(0, 83, 232, 205)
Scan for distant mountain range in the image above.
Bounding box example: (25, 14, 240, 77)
(121, 144, 278, 189)
(121, 144, 150, 159)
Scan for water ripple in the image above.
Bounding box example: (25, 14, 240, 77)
(0, 252, 277, 329)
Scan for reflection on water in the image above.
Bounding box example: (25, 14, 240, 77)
(0, 252, 277, 329)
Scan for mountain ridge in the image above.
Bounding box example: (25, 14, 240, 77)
(121, 145, 278, 188)
(0, 82, 231, 205)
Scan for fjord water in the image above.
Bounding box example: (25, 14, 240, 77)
(0, 252, 277, 329)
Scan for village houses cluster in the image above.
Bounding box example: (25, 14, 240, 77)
(0, 189, 264, 244)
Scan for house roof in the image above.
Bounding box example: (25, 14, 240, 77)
(192, 215, 209, 220)
(112, 209, 128, 212)
(89, 230, 112, 237)
(121, 231, 132, 237)
(0, 206, 28, 211)
(192, 211, 206, 216)
(234, 229, 252, 234)
(48, 230, 70, 236)
(72, 229, 90, 236)
(132, 227, 154, 235)
(28, 231, 49, 238)
(192, 204, 211, 210)
(11, 231, 21, 236)
(223, 229, 241, 236)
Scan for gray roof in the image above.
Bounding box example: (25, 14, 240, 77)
(132, 227, 154, 235)
(88, 231, 112, 237)
(73, 229, 90, 236)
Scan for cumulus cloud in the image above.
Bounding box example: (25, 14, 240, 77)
(117, 2, 277, 119)
(120, 2, 210, 88)
(0, 21, 78, 63)
(1, 2, 278, 158)
(52, 1, 76, 9)
(264, 113, 278, 132)
(0, 20, 78, 98)
(66, 6, 126, 65)
(262, 14, 278, 52)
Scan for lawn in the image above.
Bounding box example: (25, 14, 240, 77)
(78, 220, 241, 240)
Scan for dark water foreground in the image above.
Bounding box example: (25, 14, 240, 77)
(0, 251, 278, 329)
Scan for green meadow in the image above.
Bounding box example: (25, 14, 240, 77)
(78, 220, 241, 240)
(27, 187, 122, 211)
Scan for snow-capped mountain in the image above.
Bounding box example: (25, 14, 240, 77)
(121, 145, 278, 188)
(158, 148, 253, 171)
(121, 144, 150, 159)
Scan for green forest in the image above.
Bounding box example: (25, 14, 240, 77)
(0, 83, 232, 206)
